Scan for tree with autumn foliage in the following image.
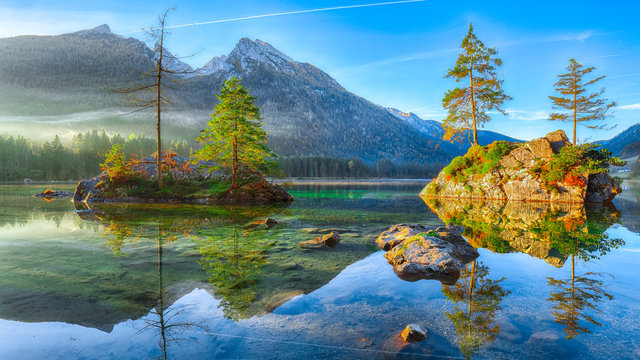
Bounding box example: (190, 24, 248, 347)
(442, 24, 511, 146)
(548, 59, 616, 146)
(196, 77, 278, 189)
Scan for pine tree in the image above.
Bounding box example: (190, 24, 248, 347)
(548, 59, 616, 145)
(196, 77, 277, 189)
(442, 24, 511, 145)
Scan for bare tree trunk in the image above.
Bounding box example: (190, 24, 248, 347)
(470, 66, 478, 146)
(573, 92, 577, 146)
(156, 24, 164, 189)
(232, 121, 238, 189)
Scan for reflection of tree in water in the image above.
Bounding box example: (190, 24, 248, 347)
(442, 261, 510, 359)
(196, 220, 274, 321)
(543, 217, 622, 340)
(101, 222, 207, 359)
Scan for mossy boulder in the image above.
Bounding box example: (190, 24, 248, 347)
(421, 130, 622, 203)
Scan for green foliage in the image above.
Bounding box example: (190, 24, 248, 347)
(196, 77, 279, 187)
(442, 261, 510, 359)
(548, 59, 616, 145)
(100, 144, 131, 185)
(441, 141, 517, 183)
(529, 144, 625, 185)
(442, 24, 511, 145)
(196, 225, 274, 321)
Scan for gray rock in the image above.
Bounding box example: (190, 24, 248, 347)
(378, 224, 478, 284)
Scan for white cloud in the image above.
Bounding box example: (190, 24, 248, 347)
(504, 108, 549, 121)
(617, 103, 640, 110)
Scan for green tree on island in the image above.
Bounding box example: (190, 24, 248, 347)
(549, 59, 616, 146)
(196, 77, 278, 189)
(442, 24, 511, 146)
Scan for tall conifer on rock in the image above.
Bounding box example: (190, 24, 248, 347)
(548, 59, 616, 145)
(442, 24, 511, 146)
(196, 77, 277, 189)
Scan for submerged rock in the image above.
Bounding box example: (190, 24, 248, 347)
(244, 217, 279, 229)
(34, 189, 74, 198)
(400, 324, 427, 342)
(377, 224, 478, 284)
(421, 130, 621, 203)
(299, 231, 341, 249)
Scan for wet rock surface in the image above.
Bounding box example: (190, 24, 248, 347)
(299, 231, 341, 249)
(400, 324, 427, 342)
(376, 224, 478, 284)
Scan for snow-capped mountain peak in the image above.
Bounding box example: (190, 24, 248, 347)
(228, 38, 295, 72)
(386, 107, 444, 137)
(152, 43, 194, 73)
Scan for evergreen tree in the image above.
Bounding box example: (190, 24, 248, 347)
(196, 77, 277, 188)
(442, 24, 511, 145)
(548, 59, 616, 145)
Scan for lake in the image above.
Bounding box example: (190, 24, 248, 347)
(0, 180, 639, 359)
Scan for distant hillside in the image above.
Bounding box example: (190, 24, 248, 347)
(596, 123, 640, 157)
(386, 107, 522, 156)
(0, 24, 518, 164)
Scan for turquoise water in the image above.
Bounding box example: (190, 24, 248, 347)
(0, 181, 639, 359)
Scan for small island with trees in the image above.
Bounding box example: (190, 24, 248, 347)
(422, 24, 624, 204)
(74, 77, 292, 204)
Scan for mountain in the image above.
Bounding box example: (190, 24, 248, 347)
(596, 123, 640, 158)
(0, 25, 515, 163)
(386, 107, 522, 156)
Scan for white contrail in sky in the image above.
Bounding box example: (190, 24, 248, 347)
(121, 0, 425, 34)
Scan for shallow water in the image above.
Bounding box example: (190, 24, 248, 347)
(0, 181, 639, 359)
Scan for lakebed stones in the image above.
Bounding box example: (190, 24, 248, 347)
(421, 129, 621, 203)
(376, 224, 478, 284)
(299, 231, 341, 249)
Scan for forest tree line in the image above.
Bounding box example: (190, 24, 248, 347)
(0, 130, 190, 181)
(0, 130, 446, 181)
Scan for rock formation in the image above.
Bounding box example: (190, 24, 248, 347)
(376, 224, 479, 284)
(421, 130, 622, 203)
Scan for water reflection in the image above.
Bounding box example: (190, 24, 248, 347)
(442, 260, 510, 359)
(196, 218, 275, 321)
(78, 201, 377, 324)
(424, 197, 624, 343)
(423, 198, 621, 266)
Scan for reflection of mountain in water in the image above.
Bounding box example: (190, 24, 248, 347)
(423, 198, 620, 267)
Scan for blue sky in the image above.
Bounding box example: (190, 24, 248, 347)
(1, 0, 639, 141)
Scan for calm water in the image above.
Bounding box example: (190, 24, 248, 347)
(0, 181, 639, 360)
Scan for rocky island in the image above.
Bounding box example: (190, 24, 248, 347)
(421, 130, 623, 203)
(73, 154, 292, 204)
